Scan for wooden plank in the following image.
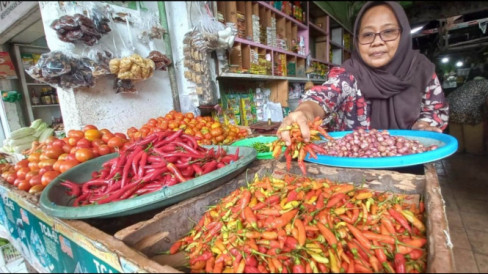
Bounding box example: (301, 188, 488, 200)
(245, 1, 253, 39)
(424, 163, 456, 273)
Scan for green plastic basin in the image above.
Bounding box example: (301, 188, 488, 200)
(39, 146, 256, 219)
(231, 136, 283, 160)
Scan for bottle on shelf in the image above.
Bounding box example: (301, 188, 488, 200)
(31, 89, 40, 105)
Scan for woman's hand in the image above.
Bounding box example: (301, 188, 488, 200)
(277, 101, 325, 145)
(412, 120, 442, 133)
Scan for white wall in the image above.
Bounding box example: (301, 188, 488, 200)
(38, 1, 174, 133)
(164, 1, 200, 114)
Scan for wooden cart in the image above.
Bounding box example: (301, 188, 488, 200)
(0, 160, 454, 273)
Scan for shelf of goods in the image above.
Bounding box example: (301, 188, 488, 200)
(215, 1, 352, 118)
(0, 159, 454, 273)
(12, 44, 62, 127)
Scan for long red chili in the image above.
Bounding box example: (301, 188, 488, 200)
(167, 163, 187, 183)
(388, 209, 412, 234)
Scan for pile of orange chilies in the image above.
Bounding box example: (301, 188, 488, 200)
(169, 173, 427, 273)
(271, 117, 333, 175)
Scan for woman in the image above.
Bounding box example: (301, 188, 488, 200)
(279, 1, 449, 146)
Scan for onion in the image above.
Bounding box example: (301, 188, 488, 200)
(316, 129, 437, 158)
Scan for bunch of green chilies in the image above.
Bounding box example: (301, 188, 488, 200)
(271, 117, 334, 175)
(170, 173, 427, 273)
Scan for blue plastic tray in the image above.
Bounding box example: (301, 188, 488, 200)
(305, 130, 458, 168)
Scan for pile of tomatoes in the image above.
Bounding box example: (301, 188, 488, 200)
(126, 111, 249, 146)
(0, 125, 128, 194)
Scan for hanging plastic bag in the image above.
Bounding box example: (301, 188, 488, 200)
(50, 2, 112, 46)
(26, 51, 96, 90)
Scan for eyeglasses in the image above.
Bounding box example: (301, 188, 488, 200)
(358, 28, 401, 45)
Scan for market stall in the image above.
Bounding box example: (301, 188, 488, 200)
(0, 1, 460, 273)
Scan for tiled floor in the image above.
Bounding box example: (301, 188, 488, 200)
(436, 152, 488, 273)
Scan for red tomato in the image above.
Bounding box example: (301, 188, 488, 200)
(5, 172, 16, 184)
(58, 153, 68, 161)
(114, 133, 127, 140)
(38, 166, 53, 175)
(41, 171, 60, 186)
(29, 184, 45, 194)
(107, 136, 125, 148)
(28, 161, 39, 171)
(18, 181, 31, 191)
(25, 170, 39, 182)
(62, 144, 73, 153)
(65, 154, 77, 162)
(45, 147, 64, 159)
(14, 159, 29, 170)
(28, 152, 41, 162)
(83, 124, 98, 131)
(75, 148, 94, 163)
(102, 132, 114, 143)
(13, 178, 23, 187)
(91, 139, 105, 148)
(68, 130, 84, 139)
(16, 167, 30, 180)
(52, 139, 66, 149)
(29, 175, 42, 186)
(38, 159, 56, 169)
(68, 137, 80, 146)
(98, 145, 111, 155)
(59, 160, 79, 173)
(76, 138, 91, 148)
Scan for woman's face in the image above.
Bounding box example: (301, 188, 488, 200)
(358, 5, 401, 68)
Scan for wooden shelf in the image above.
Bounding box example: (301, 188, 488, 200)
(27, 83, 49, 86)
(218, 72, 326, 83)
(309, 22, 327, 36)
(234, 37, 306, 59)
(330, 40, 343, 48)
(311, 58, 333, 66)
(32, 104, 59, 108)
(257, 1, 307, 30)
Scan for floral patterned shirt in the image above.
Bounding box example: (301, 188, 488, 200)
(301, 67, 449, 131)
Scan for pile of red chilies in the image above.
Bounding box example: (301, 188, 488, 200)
(61, 130, 239, 206)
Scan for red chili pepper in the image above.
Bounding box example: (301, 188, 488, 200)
(292, 263, 306, 273)
(372, 240, 387, 263)
(394, 253, 406, 273)
(285, 236, 299, 249)
(169, 240, 182, 254)
(388, 209, 412, 234)
(202, 160, 218, 174)
(189, 251, 212, 264)
(304, 144, 317, 159)
(362, 231, 395, 245)
(72, 192, 90, 207)
(239, 190, 251, 219)
(266, 209, 298, 229)
(284, 146, 292, 171)
(137, 151, 148, 178)
(326, 193, 346, 208)
(317, 222, 338, 248)
(245, 255, 257, 267)
(81, 179, 108, 194)
(167, 163, 187, 183)
(60, 180, 81, 197)
(243, 207, 257, 229)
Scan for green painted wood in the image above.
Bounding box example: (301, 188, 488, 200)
(158, 2, 181, 112)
